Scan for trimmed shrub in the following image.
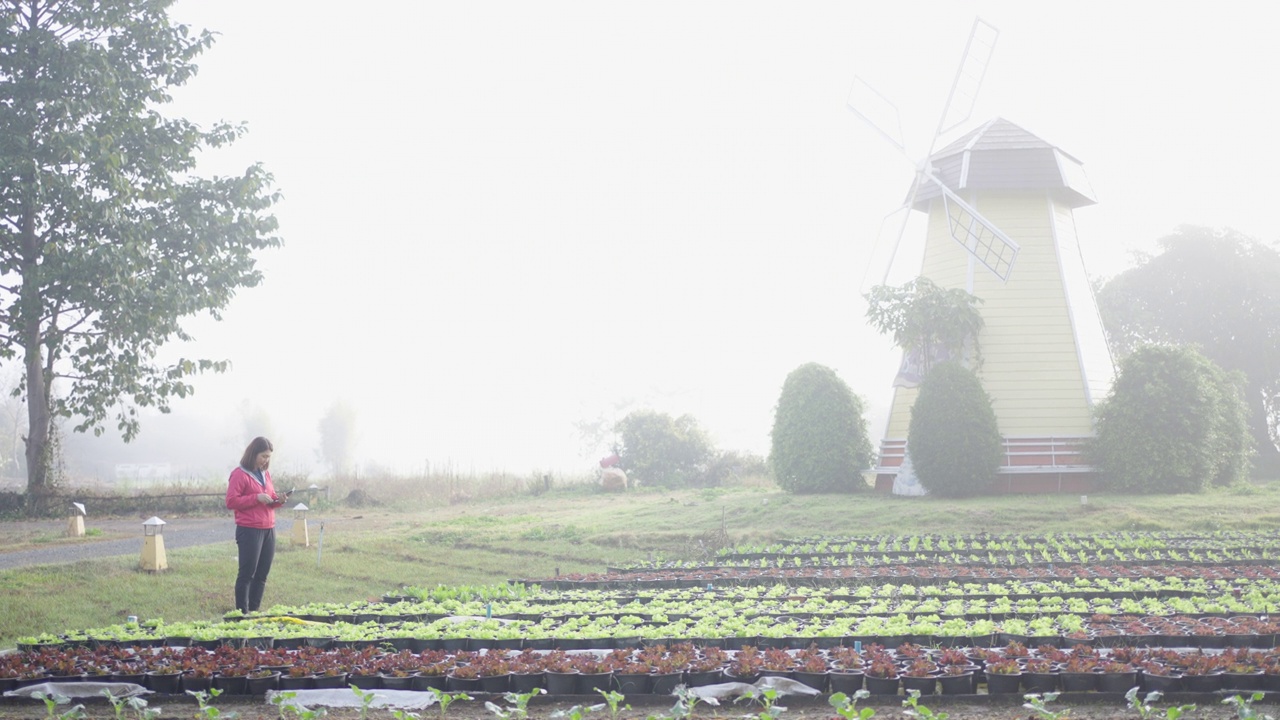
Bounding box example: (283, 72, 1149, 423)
(1091, 345, 1252, 493)
(614, 410, 714, 488)
(769, 363, 873, 493)
(1208, 368, 1252, 486)
(907, 362, 1002, 497)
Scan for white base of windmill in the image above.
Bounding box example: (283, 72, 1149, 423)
(891, 455, 928, 496)
(66, 515, 85, 537)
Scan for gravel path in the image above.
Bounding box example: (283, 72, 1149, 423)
(0, 517, 299, 570)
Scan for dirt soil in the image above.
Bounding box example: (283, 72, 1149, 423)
(0, 692, 1264, 719)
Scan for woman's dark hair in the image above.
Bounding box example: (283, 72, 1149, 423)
(239, 437, 274, 470)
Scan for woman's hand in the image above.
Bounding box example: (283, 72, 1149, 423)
(256, 493, 272, 504)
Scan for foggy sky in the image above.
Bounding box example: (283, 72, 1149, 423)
(55, 1, 1280, 478)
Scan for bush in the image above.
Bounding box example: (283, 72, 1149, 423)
(907, 362, 1002, 497)
(701, 450, 768, 488)
(769, 363, 873, 493)
(614, 410, 714, 488)
(1091, 345, 1252, 493)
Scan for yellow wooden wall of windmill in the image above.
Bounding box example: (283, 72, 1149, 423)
(882, 190, 1099, 443)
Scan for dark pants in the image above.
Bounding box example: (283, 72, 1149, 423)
(234, 525, 275, 612)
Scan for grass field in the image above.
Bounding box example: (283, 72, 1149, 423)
(2, 477, 1280, 650)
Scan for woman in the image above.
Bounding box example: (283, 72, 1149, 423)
(225, 437, 286, 613)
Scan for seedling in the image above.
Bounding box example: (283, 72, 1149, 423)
(485, 688, 546, 720)
(102, 690, 129, 720)
(737, 686, 786, 720)
(270, 692, 297, 720)
(391, 711, 422, 720)
(1024, 692, 1070, 720)
(127, 696, 162, 720)
(829, 689, 876, 720)
(32, 691, 86, 720)
(434, 690, 473, 718)
(597, 689, 629, 720)
(188, 687, 239, 720)
(350, 685, 379, 720)
(550, 703, 603, 720)
(1125, 688, 1195, 720)
(269, 692, 326, 720)
(653, 684, 721, 720)
(1223, 693, 1275, 720)
(903, 689, 947, 720)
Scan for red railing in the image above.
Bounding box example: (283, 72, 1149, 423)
(875, 436, 1092, 475)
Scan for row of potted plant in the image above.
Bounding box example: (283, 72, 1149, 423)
(715, 531, 1280, 560)
(230, 579, 1280, 632)
(19, 609, 1280, 654)
(534, 562, 1280, 589)
(518, 592, 1271, 619)
(630, 547, 1278, 570)
(6, 641, 1276, 697)
(613, 545, 1280, 568)
(388, 574, 1263, 604)
(262, 579, 1280, 626)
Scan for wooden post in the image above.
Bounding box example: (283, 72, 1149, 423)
(292, 504, 310, 547)
(141, 516, 168, 572)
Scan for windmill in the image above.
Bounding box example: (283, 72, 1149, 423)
(849, 19, 1116, 493)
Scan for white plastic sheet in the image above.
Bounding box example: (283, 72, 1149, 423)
(265, 688, 440, 711)
(4, 681, 150, 699)
(688, 676, 821, 701)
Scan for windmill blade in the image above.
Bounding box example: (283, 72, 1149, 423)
(846, 76, 906, 154)
(860, 167, 931, 292)
(922, 170, 1020, 281)
(848, 76, 925, 291)
(858, 202, 913, 294)
(932, 18, 999, 147)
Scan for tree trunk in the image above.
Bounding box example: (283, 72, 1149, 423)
(19, 181, 50, 504)
(22, 336, 50, 500)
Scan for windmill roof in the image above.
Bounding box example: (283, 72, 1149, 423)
(908, 117, 1097, 210)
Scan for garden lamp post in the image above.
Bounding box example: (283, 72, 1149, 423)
(291, 503, 310, 547)
(141, 516, 168, 572)
(66, 502, 86, 538)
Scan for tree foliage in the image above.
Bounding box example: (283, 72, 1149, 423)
(907, 362, 1002, 497)
(1096, 226, 1280, 471)
(1090, 345, 1252, 493)
(769, 362, 872, 493)
(318, 400, 358, 477)
(0, 1, 280, 495)
(864, 277, 984, 373)
(614, 410, 714, 488)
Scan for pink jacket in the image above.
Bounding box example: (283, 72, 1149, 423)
(226, 466, 278, 529)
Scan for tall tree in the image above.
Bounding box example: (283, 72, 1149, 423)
(614, 409, 714, 488)
(0, 1, 280, 497)
(317, 400, 357, 477)
(1096, 226, 1280, 471)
